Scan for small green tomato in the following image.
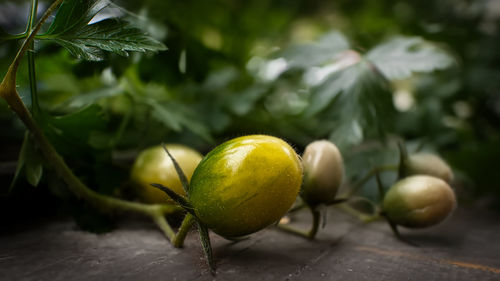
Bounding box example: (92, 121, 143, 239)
(382, 175, 457, 228)
(130, 144, 203, 204)
(188, 135, 303, 238)
(300, 140, 343, 205)
(402, 153, 453, 183)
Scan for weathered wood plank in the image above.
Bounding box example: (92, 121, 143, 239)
(0, 207, 499, 281)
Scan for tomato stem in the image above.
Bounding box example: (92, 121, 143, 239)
(172, 213, 195, 248)
(337, 203, 381, 223)
(383, 214, 418, 246)
(397, 140, 409, 180)
(276, 205, 321, 240)
(308, 207, 321, 239)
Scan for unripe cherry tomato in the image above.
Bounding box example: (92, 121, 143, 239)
(382, 175, 456, 228)
(188, 135, 303, 238)
(300, 140, 343, 205)
(130, 144, 203, 204)
(402, 153, 453, 183)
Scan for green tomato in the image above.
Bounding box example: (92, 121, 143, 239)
(300, 140, 343, 205)
(189, 135, 303, 238)
(402, 153, 453, 183)
(382, 175, 456, 228)
(130, 144, 203, 204)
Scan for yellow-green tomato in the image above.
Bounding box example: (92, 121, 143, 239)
(130, 144, 203, 204)
(382, 175, 456, 228)
(300, 140, 343, 205)
(403, 153, 454, 183)
(189, 135, 303, 238)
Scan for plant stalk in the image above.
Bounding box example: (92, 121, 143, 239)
(0, 0, 180, 242)
(277, 205, 321, 239)
(172, 213, 195, 248)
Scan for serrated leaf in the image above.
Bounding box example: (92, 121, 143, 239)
(305, 63, 360, 116)
(366, 37, 455, 81)
(304, 60, 394, 149)
(40, 0, 166, 61)
(45, 0, 110, 35)
(328, 61, 395, 149)
(45, 19, 166, 61)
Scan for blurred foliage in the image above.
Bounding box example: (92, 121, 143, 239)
(1, 0, 499, 217)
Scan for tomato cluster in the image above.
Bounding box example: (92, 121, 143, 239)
(130, 135, 457, 273)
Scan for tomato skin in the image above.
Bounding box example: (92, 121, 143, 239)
(402, 153, 453, 183)
(188, 135, 303, 238)
(300, 140, 343, 205)
(130, 144, 203, 204)
(382, 175, 456, 228)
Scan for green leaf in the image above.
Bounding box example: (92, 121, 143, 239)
(366, 37, 455, 81)
(328, 61, 395, 149)
(8, 133, 30, 192)
(7, 133, 45, 192)
(148, 100, 213, 142)
(147, 100, 183, 132)
(25, 156, 43, 187)
(42, 104, 109, 156)
(279, 31, 351, 68)
(40, 0, 166, 61)
(305, 62, 360, 116)
(62, 86, 122, 109)
(45, 0, 110, 35)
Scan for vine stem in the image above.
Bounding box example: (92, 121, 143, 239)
(27, 0, 41, 116)
(277, 205, 321, 239)
(0, 0, 181, 242)
(341, 164, 397, 198)
(172, 213, 195, 248)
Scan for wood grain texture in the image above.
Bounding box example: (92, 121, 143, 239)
(1, 207, 499, 281)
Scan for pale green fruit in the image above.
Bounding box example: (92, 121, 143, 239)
(383, 175, 457, 228)
(403, 153, 453, 183)
(130, 144, 203, 204)
(300, 140, 343, 205)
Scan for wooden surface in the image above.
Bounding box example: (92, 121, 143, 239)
(1, 207, 499, 281)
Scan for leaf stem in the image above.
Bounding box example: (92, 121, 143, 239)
(337, 204, 381, 223)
